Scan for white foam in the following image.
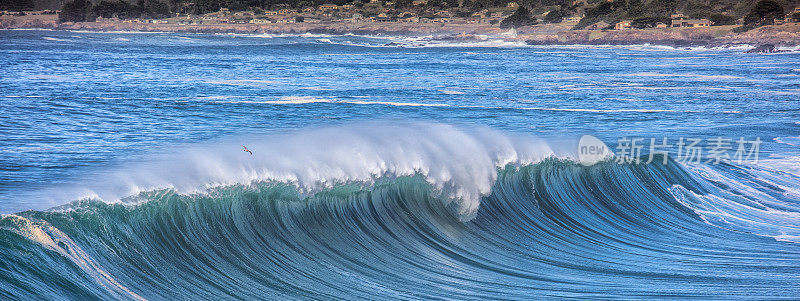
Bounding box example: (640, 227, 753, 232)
(42, 122, 574, 219)
(675, 163, 800, 243)
(42, 37, 71, 42)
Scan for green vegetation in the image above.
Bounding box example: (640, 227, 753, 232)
(50, 0, 799, 31)
(744, 0, 786, 26)
(500, 6, 537, 28)
(59, 0, 93, 22)
(0, 0, 34, 11)
(630, 16, 668, 29)
(542, 9, 565, 23)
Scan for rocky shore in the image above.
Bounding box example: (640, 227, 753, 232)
(3, 13, 800, 48)
(520, 24, 800, 47)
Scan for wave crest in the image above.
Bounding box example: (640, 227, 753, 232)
(48, 122, 566, 218)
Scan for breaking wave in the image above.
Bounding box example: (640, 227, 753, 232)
(2, 123, 800, 299)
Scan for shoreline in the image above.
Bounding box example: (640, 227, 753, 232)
(3, 14, 800, 48)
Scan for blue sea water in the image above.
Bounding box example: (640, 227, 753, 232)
(1, 29, 800, 299)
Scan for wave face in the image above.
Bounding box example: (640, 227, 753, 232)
(36, 123, 561, 219)
(3, 158, 800, 299)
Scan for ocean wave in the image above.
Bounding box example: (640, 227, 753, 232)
(35, 123, 562, 218)
(3, 155, 800, 299)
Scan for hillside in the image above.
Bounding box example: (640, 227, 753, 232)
(4, 0, 800, 18)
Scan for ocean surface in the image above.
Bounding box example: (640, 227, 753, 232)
(1, 29, 800, 299)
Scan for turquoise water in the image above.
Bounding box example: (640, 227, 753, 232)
(1, 29, 800, 299)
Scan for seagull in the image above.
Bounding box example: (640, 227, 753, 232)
(242, 145, 253, 155)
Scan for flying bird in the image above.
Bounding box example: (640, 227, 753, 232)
(242, 145, 253, 155)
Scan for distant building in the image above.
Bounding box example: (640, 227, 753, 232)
(672, 19, 710, 28)
(670, 13, 686, 20)
(564, 16, 582, 24)
(319, 4, 339, 10)
(472, 9, 489, 19)
(96, 16, 120, 22)
(412, 0, 428, 5)
(615, 20, 632, 30)
(506, 2, 519, 8)
(655, 22, 667, 28)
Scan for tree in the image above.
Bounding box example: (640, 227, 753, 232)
(585, 1, 615, 19)
(542, 9, 564, 23)
(0, 0, 35, 11)
(625, 0, 642, 17)
(707, 13, 735, 26)
(743, 0, 784, 26)
(631, 16, 668, 28)
(500, 6, 537, 28)
(394, 0, 412, 8)
(59, 0, 94, 22)
(138, 0, 171, 19)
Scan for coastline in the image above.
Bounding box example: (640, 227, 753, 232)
(3, 14, 800, 48)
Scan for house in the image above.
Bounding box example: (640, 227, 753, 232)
(506, 2, 519, 8)
(96, 16, 120, 22)
(278, 9, 294, 15)
(372, 16, 392, 22)
(615, 20, 632, 30)
(655, 22, 667, 28)
(264, 11, 278, 16)
(319, 4, 339, 10)
(250, 18, 270, 24)
(564, 16, 582, 24)
(472, 9, 489, 19)
(342, 4, 355, 9)
(672, 19, 710, 28)
(302, 7, 315, 12)
(790, 7, 800, 22)
(436, 10, 453, 17)
(670, 13, 686, 20)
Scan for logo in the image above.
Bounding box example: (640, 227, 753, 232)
(578, 135, 612, 166)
